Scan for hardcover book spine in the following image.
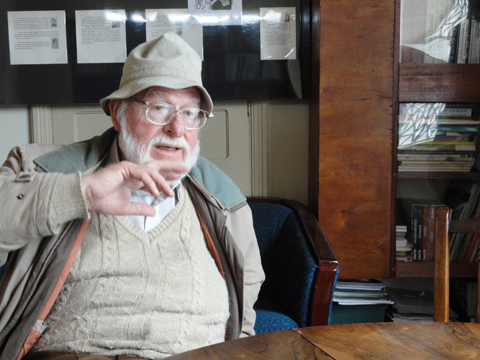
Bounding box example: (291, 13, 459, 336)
(422, 205, 429, 261)
(400, 0, 414, 63)
(423, 0, 438, 64)
(412, 0, 428, 63)
(412, 205, 419, 261)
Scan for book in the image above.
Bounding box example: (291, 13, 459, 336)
(412, 204, 421, 261)
(443, 180, 480, 261)
(464, 233, 480, 262)
(457, 17, 471, 63)
(424, 0, 438, 63)
(436, 125, 478, 132)
(428, 205, 448, 262)
(456, 194, 480, 262)
(387, 287, 434, 315)
(433, 0, 451, 63)
(468, 17, 478, 64)
(412, 0, 428, 63)
(474, 19, 480, 64)
(422, 205, 429, 261)
(397, 153, 475, 161)
(400, 0, 414, 63)
(447, 23, 459, 63)
(398, 144, 476, 152)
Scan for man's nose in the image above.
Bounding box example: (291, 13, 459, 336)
(162, 112, 186, 137)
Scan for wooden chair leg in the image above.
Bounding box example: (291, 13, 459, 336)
(434, 208, 449, 323)
(477, 243, 480, 323)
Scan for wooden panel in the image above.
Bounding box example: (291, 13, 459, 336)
(318, 136, 392, 278)
(396, 262, 478, 278)
(399, 64, 480, 103)
(315, 0, 395, 279)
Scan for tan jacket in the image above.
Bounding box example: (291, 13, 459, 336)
(0, 127, 264, 359)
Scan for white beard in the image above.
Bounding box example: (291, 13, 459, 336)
(117, 113, 200, 187)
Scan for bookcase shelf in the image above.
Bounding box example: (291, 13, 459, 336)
(309, 0, 480, 280)
(396, 262, 478, 278)
(399, 64, 480, 103)
(397, 172, 480, 179)
(393, 1, 480, 278)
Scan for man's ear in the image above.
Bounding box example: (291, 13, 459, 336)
(109, 99, 123, 131)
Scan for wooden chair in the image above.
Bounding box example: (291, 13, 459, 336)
(434, 207, 480, 322)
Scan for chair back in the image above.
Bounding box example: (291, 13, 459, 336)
(249, 201, 317, 327)
(248, 197, 339, 330)
(434, 207, 480, 322)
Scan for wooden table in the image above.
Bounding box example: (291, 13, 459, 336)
(166, 322, 480, 359)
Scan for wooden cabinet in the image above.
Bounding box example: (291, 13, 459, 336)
(309, 0, 395, 279)
(309, 0, 480, 279)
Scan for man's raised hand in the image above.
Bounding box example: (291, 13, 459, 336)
(81, 160, 188, 216)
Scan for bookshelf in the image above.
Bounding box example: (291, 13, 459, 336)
(394, 0, 480, 277)
(309, 0, 480, 280)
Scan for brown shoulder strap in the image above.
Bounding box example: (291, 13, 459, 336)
(16, 219, 90, 360)
(194, 208, 225, 280)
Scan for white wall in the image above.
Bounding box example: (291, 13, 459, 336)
(0, 107, 30, 161)
(2, 102, 310, 205)
(268, 100, 309, 205)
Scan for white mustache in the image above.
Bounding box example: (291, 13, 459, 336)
(148, 134, 190, 153)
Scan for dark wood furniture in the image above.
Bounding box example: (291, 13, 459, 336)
(166, 322, 480, 359)
(434, 207, 480, 322)
(247, 197, 339, 327)
(309, 0, 480, 279)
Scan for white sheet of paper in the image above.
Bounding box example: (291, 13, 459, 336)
(188, 0, 243, 26)
(75, 10, 127, 64)
(146, 9, 204, 60)
(260, 7, 296, 60)
(8, 11, 68, 65)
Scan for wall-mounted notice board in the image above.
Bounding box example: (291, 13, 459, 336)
(0, 0, 310, 106)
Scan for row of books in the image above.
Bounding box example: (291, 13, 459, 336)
(398, 104, 479, 172)
(400, 0, 479, 64)
(454, 15, 480, 64)
(401, 179, 480, 263)
(396, 225, 413, 262)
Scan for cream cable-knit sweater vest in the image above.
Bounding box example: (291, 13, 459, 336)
(34, 185, 229, 359)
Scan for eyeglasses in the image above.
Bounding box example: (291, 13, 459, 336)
(132, 97, 209, 130)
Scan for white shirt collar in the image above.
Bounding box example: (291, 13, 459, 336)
(108, 137, 181, 231)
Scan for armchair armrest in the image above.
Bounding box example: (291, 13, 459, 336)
(281, 199, 339, 326)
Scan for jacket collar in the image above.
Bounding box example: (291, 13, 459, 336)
(34, 127, 245, 211)
(33, 127, 117, 175)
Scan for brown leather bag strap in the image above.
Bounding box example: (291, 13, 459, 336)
(16, 219, 90, 360)
(194, 208, 225, 280)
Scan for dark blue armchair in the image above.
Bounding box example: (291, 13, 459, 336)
(248, 197, 339, 334)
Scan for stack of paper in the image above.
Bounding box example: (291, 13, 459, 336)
(386, 287, 458, 322)
(333, 280, 394, 306)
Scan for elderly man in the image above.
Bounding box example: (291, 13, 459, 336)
(0, 32, 264, 360)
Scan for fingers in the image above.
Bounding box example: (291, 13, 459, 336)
(81, 160, 189, 216)
(123, 161, 188, 197)
(126, 202, 157, 217)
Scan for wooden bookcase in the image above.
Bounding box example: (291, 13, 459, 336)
(309, 0, 480, 279)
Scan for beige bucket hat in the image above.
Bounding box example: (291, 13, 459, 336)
(100, 32, 213, 116)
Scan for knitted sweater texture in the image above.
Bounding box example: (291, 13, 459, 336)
(34, 186, 229, 359)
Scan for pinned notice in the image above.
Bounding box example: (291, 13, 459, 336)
(76, 10, 127, 64)
(260, 7, 296, 60)
(8, 10, 68, 65)
(146, 9, 204, 60)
